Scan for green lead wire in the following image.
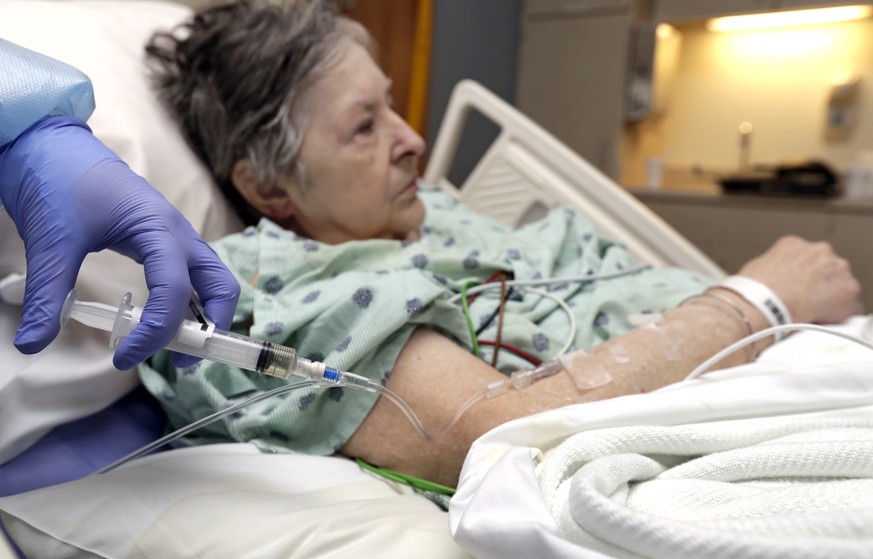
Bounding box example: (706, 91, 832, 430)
(356, 458, 456, 496)
(460, 280, 481, 358)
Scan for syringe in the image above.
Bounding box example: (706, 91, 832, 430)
(61, 290, 375, 389)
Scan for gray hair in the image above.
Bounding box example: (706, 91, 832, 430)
(145, 0, 372, 225)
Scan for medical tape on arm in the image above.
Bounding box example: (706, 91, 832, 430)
(557, 349, 613, 390)
(717, 275, 792, 341)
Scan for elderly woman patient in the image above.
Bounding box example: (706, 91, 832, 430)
(140, 0, 863, 487)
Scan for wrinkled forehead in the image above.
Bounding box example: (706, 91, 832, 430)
(301, 41, 389, 124)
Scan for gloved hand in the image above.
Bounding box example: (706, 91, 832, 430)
(0, 116, 240, 370)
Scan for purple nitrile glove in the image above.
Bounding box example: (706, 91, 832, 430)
(0, 116, 240, 369)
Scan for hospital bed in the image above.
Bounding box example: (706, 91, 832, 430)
(1, 1, 872, 558)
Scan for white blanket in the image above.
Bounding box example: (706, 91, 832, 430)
(450, 317, 873, 558)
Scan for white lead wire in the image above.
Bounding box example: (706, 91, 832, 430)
(685, 323, 873, 381)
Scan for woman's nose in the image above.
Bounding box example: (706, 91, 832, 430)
(391, 115, 426, 161)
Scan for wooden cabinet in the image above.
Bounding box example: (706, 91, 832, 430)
(633, 190, 873, 310)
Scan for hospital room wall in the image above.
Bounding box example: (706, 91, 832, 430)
(514, 0, 873, 191)
(622, 15, 873, 191)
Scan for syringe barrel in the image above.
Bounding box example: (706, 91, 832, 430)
(65, 291, 309, 380)
(165, 328, 297, 379)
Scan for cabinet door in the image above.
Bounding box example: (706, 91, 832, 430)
(516, 5, 631, 179)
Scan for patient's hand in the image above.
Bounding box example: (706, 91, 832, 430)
(736, 235, 863, 324)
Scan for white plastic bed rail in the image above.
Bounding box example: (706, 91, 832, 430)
(424, 80, 725, 278)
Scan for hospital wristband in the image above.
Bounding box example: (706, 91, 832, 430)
(717, 275, 792, 341)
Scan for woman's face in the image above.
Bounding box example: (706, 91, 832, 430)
(283, 41, 427, 244)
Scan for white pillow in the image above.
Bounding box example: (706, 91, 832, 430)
(0, 0, 242, 463)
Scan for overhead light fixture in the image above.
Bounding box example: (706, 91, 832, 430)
(707, 5, 873, 32)
(656, 23, 677, 39)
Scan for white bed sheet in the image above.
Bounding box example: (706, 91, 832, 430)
(449, 317, 873, 558)
(0, 444, 471, 559)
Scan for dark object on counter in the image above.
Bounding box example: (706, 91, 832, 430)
(719, 161, 839, 197)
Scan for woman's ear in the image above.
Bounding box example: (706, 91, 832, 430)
(231, 160, 295, 220)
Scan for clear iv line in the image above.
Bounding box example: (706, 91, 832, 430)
(96, 380, 317, 474)
(96, 358, 568, 474)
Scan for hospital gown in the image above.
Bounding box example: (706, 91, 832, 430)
(139, 187, 713, 456)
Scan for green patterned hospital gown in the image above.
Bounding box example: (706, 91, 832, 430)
(139, 187, 713, 456)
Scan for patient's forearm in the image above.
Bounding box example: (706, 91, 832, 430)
(341, 288, 771, 487)
(569, 289, 773, 397)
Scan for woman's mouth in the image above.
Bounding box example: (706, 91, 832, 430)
(398, 178, 419, 198)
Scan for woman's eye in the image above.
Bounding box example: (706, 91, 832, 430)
(355, 119, 374, 136)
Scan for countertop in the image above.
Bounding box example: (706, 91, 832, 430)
(627, 187, 873, 216)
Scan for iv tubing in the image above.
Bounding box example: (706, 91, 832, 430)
(458, 284, 576, 361)
(97, 381, 316, 474)
(525, 286, 576, 356)
(100, 319, 873, 475)
(460, 280, 482, 358)
(97, 376, 430, 474)
(684, 323, 873, 381)
(429, 359, 566, 439)
(97, 358, 565, 474)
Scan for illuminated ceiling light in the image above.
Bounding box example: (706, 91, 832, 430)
(656, 23, 676, 39)
(707, 5, 873, 32)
